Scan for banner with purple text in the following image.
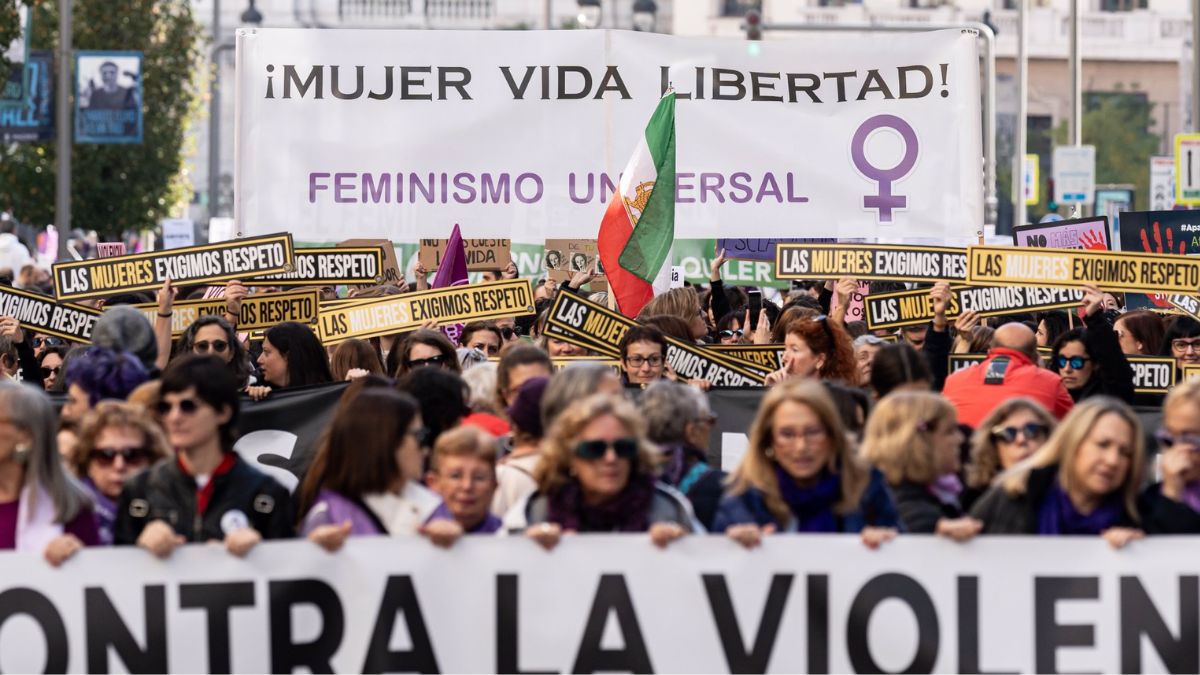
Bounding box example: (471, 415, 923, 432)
(235, 29, 983, 243)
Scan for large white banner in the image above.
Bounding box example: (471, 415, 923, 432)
(235, 29, 983, 244)
(1, 535, 1196, 672)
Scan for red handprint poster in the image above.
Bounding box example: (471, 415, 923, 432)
(1011, 216, 1111, 251)
(1119, 210, 1200, 309)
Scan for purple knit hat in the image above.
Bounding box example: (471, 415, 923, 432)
(507, 376, 550, 438)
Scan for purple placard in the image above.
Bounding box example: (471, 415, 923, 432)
(1011, 216, 1111, 251)
(716, 238, 834, 262)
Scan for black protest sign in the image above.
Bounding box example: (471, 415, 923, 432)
(318, 279, 535, 344)
(707, 345, 785, 371)
(133, 290, 321, 335)
(53, 233, 295, 301)
(866, 285, 1083, 330)
(545, 292, 767, 386)
(948, 354, 986, 373)
(0, 286, 100, 342)
(1169, 295, 1200, 321)
(244, 247, 385, 286)
(774, 243, 967, 283)
(1129, 356, 1177, 395)
(966, 245, 1200, 294)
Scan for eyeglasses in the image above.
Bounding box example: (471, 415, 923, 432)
(572, 437, 639, 460)
(991, 422, 1050, 444)
(774, 426, 827, 444)
(40, 366, 59, 380)
(625, 354, 663, 368)
(32, 337, 63, 348)
(90, 446, 150, 466)
(194, 340, 229, 354)
(718, 329, 743, 339)
(1155, 429, 1200, 451)
(155, 398, 200, 416)
(1055, 355, 1089, 370)
(1173, 339, 1200, 353)
(408, 354, 446, 369)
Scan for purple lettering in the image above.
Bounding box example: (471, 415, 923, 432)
(700, 173, 726, 204)
(515, 173, 543, 204)
(335, 172, 357, 203)
(756, 173, 782, 203)
(569, 173, 595, 204)
(675, 172, 696, 204)
(309, 172, 330, 203)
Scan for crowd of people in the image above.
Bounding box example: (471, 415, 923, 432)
(2, 236, 1200, 566)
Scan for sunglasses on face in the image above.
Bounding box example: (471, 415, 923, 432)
(32, 337, 63, 348)
(500, 326, 519, 340)
(991, 422, 1050, 444)
(572, 437, 639, 460)
(155, 398, 201, 416)
(1155, 429, 1200, 451)
(40, 366, 59, 380)
(1055, 355, 1089, 370)
(718, 329, 743, 339)
(408, 354, 446, 369)
(90, 446, 150, 466)
(194, 340, 229, 354)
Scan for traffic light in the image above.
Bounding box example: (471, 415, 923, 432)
(744, 9, 762, 41)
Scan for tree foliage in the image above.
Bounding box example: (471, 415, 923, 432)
(0, 0, 203, 238)
(0, 1, 19, 72)
(1053, 88, 1160, 210)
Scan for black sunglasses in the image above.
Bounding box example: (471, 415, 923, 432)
(408, 354, 447, 368)
(40, 366, 59, 380)
(33, 337, 64, 348)
(572, 437, 639, 460)
(194, 340, 229, 354)
(501, 326, 520, 340)
(1055, 355, 1089, 370)
(718, 329, 743, 339)
(991, 422, 1050, 444)
(155, 399, 200, 416)
(90, 446, 150, 466)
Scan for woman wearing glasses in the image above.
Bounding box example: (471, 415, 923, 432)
(177, 316, 253, 388)
(618, 325, 668, 386)
(391, 328, 462, 378)
(1047, 285, 1134, 404)
(961, 398, 1055, 511)
(504, 393, 698, 549)
(114, 356, 295, 557)
(714, 380, 899, 549)
(71, 402, 169, 545)
(1163, 316, 1200, 373)
(36, 344, 67, 391)
(969, 397, 1145, 548)
(1140, 379, 1200, 533)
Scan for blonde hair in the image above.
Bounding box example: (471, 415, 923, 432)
(998, 397, 1143, 522)
(861, 391, 956, 486)
(73, 401, 171, 477)
(965, 398, 1055, 489)
(1165, 378, 1200, 414)
(637, 287, 700, 324)
(534, 394, 658, 494)
(431, 425, 497, 473)
(726, 379, 869, 525)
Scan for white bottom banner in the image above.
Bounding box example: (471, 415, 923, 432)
(1, 535, 1197, 673)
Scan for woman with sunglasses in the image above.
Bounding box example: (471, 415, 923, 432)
(114, 356, 295, 557)
(764, 315, 856, 386)
(1139, 379, 1200, 533)
(30, 334, 66, 360)
(862, 391, 980, 539)
(297, 388, 461, 550)
(714, 380, 898, 548)
(1048, 292, 1135, 403)
(391, 329, 462, 378)
(71, 402, 169, 545)
(969, 397, 1145, 548)
(505, 393, 698, 549)
(962, 398, 1055, 511)
(36, 345, 67, 391)
(255, 321, 333, 395)
(0, 382, 100, 565)
(176, 316, 253, 388)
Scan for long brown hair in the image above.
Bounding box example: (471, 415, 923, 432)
(726, 379, 869, 525)
(330, 339, 384, 381)
(534, 394, 658, 495)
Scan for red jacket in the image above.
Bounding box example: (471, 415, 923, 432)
(943, 347, 1074, 429)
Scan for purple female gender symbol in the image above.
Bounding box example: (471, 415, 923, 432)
(851, 114, 919, 223)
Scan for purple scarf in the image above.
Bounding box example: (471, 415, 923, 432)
(661, 442, 707, 487)
(775, 466, 840, 532)
(546, 474, 655, 532)
(1038, 479, 1124, 535)
(929, 473, 964, 507)
(1181, 483, 1200, 513)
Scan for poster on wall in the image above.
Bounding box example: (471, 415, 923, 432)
(75, 50, 143, 144)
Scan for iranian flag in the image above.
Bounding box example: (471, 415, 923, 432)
(598, 93, 675, 318)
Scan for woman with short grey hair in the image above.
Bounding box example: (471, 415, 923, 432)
(639, 380, 724, 529)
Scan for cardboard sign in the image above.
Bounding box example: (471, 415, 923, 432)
(317, 279, 535, 344)
(830, 280, 870, 324)
(338, 239, 403, 286)
(52, 233, 295, 301)
(865, 285, 1084, 330)
(1013, 216, 1111, 250)
(707, 345, 785, 371)
(244, 247, 385, 287)
(948, 353, 987, 373)
(96, 242, 126, 258)
(418, 238, 511, 272)
(543, 292, 767, 386)
(544, 239, 606, 283)
(133, 290, 321, 335)
(966, 245, 1200, 294)
(1128, 356, 1177, 395)
(0, 286, 100, 342)
(775, 244, 967, 283)
(716, 238, 833, 262)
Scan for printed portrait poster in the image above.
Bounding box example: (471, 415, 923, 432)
(1119, 210, 1200, 310)
(75, 51, 143, 144)
(544, 239, 606, 284)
